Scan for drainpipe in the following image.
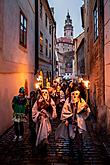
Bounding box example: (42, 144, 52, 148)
(35, 0, 39, 74)
(52, 25, 54, 83)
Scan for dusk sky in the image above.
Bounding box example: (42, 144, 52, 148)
(48, 0, 84, 38)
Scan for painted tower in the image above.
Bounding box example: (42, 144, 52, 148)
(56, 11, 74, 77)
(64, 11, 73, 38)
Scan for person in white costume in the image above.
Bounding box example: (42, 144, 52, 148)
(32, 88, 57, 150)
(55, 86, 90, 156)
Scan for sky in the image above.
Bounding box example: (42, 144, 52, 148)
(48, 0, 84, 38)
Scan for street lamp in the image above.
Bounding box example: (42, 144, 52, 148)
(82, 80, 90, 104)
(35, 82, 40, 89)
(55, 77, 60, 84)
(34, 71, 43, 90)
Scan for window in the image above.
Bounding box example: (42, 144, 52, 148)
(45, 13, 48, 27)
(49, 44, 51, 58)
(93, 2, 98, 41)
(45, 39, 48, 57)
(46, 71, 49, 80)
(20, 11, 27, 48)
(49, 72, 51, 81)
(49, 24, 51, 34)
(40, 0, 42, 18)
(40, 32, 43, 53)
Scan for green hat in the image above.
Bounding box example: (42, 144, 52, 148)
(19, 87, 25, 93)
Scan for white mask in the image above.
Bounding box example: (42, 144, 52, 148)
(71, 90, 80, 103)
(41, 89, 49, 102)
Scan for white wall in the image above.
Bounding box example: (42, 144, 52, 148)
(0, 0, 35, 135)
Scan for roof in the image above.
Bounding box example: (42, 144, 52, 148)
(57, 37, 73, 44)
(45, 0, 56, 25)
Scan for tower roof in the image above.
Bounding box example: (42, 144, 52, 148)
(67, 11, 70, 18)
(64, 11, 73, 38)
(65, 11, 72, 25)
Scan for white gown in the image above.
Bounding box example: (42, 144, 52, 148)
(55, 97, 90, 140)
(32, 98, 57, 147)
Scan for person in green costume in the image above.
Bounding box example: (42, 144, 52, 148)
(12, 87, 27, 141)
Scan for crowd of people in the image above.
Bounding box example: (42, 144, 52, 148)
(11, 79, 90, 157)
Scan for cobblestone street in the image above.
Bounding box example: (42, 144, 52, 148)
(0, 118, 110, 165)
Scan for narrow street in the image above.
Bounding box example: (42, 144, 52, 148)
(1, 0, 110, 164)
(0, 118, 109, 165)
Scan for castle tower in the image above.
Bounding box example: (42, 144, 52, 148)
(64, 11, 73, 38)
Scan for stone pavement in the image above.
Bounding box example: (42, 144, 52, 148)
(0, 118, 110, 165)
(102, 135, 110, 158)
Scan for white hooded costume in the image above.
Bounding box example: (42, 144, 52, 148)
(55, 95, 90, 140)
(32, 89, 57, 147)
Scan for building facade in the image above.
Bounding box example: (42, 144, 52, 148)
(104, 0, 110, 133)
(76, 38, 85, 76)
(57, 51, 65, 76)
(37, 0, 56, 84)
(83, 0, 105, 133)
(74, 32, 84, 77)
(0, 0, 35, 135)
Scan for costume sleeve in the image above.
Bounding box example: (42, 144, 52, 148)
(51, 98, 57, 119)
(65, 88, 69, 97)
(60, 98, 72, 121)
(83, 107, 91, 119)
(12, 96, 17, 111)
(60, 90, 65, 102)
(78, 98, 91, 119)
(24, 98, 28, 114)
(32, 101, 40, 122)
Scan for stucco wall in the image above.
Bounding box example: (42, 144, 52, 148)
(0, 73, 34, 135)
(3, 0, 35, 66)
(0, 0, 35, 135)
